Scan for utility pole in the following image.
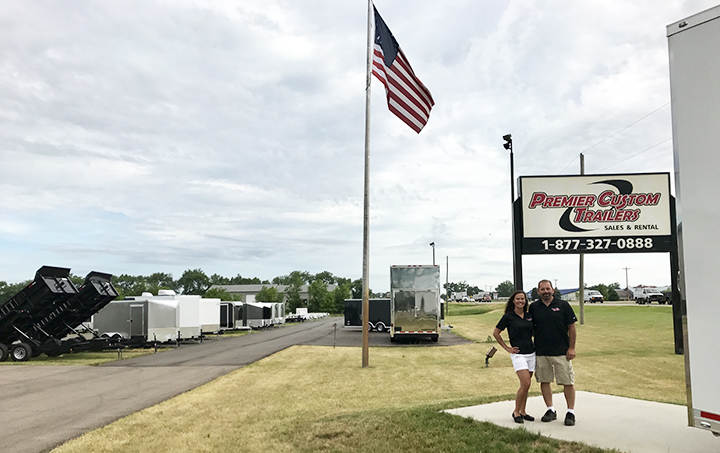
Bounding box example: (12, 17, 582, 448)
(578, 153, 585, 324)
(623, 267, 631, 301)
(445, 255, 449, 317)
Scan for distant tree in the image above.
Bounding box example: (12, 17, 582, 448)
(229, 274, 262, 284)
(313, 271, 336, 285)
(285, 284, 303, 313)
(112, 274, 154, 298)
(272, 270, 310, 286)
(319, 292, 335, 313)
(350, 278, 363, 299)
(210, 274, 230, 286)
(608, 287, 620, 301)
(0, 280, 31, 304)
(467, 286, 480, 297)
(444, 281, 470, 294)
(255, 286, 284, 303)
(331, 283, 352, 314)
(69, 274, 85, 287)
(531, 287, 538, 300)
(336, 276, 352, 287)
(590, 283, 610, 300)
(204, 287, 242, 301)
(147, 272, 178, 291)
(308, 279, 329, 312)
(495, 280, 514, 298)
(178, 269, 211, 295)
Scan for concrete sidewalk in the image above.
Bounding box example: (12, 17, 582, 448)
(445, 391, 719, 453)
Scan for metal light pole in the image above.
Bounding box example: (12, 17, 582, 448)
(504, 134, 520, 290)
(429, 242, 435, 265)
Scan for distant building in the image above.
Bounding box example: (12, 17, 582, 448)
(210, 284, 337, 303)
(558, 288, 581, 301)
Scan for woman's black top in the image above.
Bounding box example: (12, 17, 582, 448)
(495, 311, 535, 354)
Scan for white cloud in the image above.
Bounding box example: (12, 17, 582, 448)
(0, 0, 715, 292)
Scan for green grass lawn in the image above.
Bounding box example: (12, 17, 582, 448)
(50, 305, 681, 452)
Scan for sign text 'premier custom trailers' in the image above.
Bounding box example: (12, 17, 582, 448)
(390, 265, 441, 342)
(519, 173, 674, 256)
(668, 5, 720, 437)
(344, 298, 391, 332)
(0, 266, 119, 362)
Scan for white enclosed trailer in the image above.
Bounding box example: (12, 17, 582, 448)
(668, 5, 720, 436)
(93, 297, 179, 343)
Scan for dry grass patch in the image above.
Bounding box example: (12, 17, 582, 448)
(52, 305, 679, 452)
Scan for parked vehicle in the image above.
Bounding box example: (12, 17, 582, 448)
(1, 267, 118, 362)
(633, 287, 665, 305)
(344, 298, 391, 332)
(390, 265, 441, 342)
(584, 290, 604, 303)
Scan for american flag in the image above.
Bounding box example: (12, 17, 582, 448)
(372, 6, 434, 133)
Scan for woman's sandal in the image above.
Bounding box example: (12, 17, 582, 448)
(512, 413, 524, 424)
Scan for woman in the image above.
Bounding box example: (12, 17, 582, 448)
(493, 290, 535, 424)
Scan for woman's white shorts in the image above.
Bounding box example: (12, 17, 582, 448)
(510, 352, 536, 372)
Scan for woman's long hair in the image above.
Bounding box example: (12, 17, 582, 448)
(505, 290, 528, 314)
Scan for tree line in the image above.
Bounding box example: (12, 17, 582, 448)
(443, 279, 623, 301)
(0, 269, 383, 315)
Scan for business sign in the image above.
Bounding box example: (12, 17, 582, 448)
(519, 173, 673, 254)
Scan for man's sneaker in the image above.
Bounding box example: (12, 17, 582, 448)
(564, 412, 576, 426)
(541, 409, 557, 422)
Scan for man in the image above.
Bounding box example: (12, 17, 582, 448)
(529, 279, 578, 426)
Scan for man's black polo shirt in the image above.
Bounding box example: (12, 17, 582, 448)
(495, 311, 535, 354)
(529, 297, 577, 356)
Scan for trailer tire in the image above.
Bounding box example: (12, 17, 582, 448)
(375, 323, 386, 333)
(0, 344, 9, 362)
(431, 335, 439, 342)
(11, 343, 32, 362)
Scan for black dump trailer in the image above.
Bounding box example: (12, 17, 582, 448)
(46, 271, 119, 353)
(344, 298, 391, 332)
(0, 266, 77, 361)
(0, 267, 119, 362)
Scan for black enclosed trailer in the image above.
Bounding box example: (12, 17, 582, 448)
(220, 301, 247, 330)
(343, 298, 391, 332)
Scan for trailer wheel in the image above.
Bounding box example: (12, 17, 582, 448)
(11, 343, 32, 362)
(431, 335, 439, 342)
(375, 323, 386, 333)
(0, 344, 9, 362)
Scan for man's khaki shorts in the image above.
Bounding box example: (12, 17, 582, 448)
(535, 355, 575, 385)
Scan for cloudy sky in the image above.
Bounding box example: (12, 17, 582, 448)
(1, 0, 715, 293)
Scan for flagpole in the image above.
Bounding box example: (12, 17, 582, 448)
(361, 0, 373, 368)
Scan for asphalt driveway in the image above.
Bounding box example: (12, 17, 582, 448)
(0, 317, 469, 453)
